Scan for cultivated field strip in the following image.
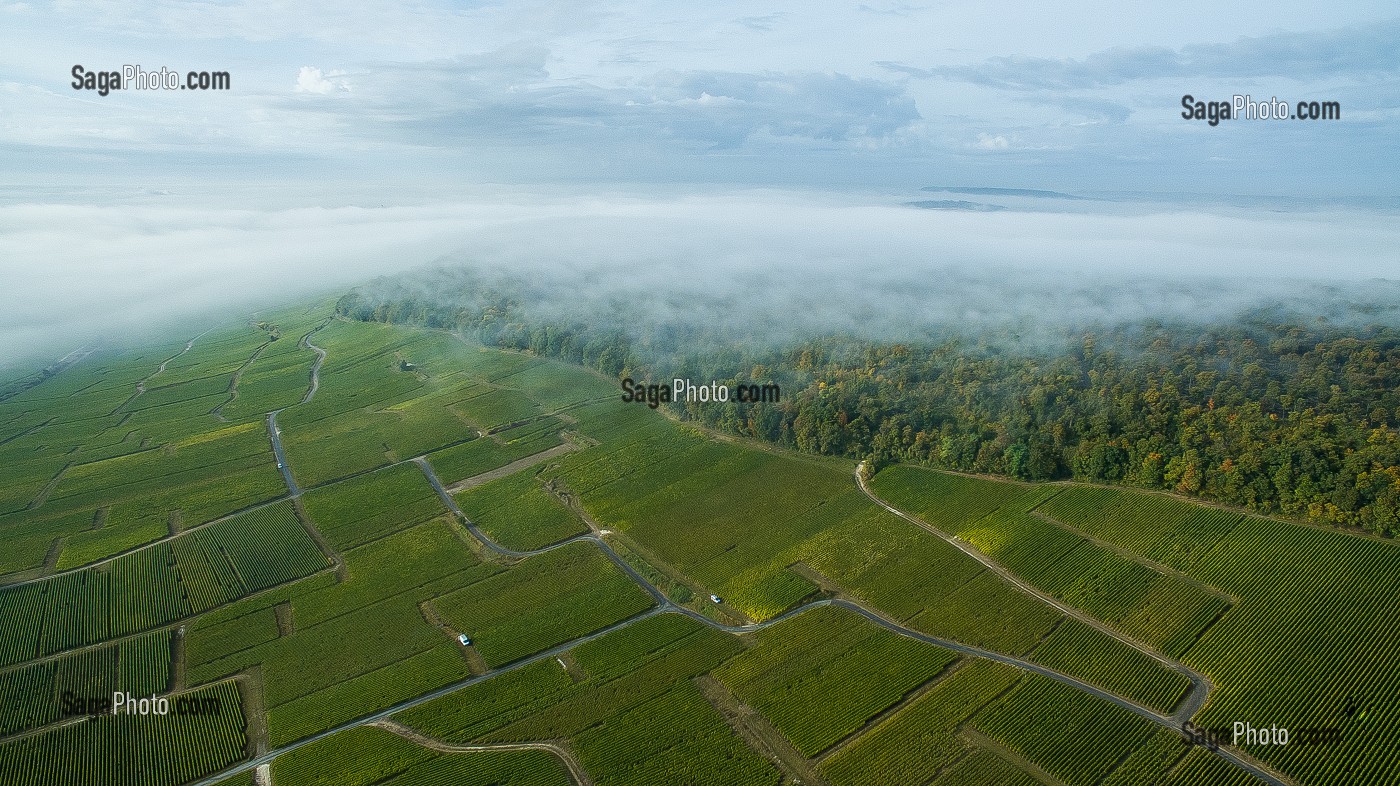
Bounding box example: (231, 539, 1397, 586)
(0, 503, 329, 667)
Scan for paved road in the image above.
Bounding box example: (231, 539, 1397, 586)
(266, 324, 327, 498)
(266, 411, 299, 497)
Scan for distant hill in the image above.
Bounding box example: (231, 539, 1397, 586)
(922, 186, 1088, 200)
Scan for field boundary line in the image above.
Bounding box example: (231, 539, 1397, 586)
(442, 442, 580, 494)
(813, 659, 960, 765)
(111, 328, 212, 415)
(1026, 509, 1238, 604)
(694, 673, 829, 786)
(420, 457, 1294, 786)
(959, 726, 1068, 786)
(210, 341, 270, 420)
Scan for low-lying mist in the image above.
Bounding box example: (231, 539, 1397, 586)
(2, 190, 1397, 368)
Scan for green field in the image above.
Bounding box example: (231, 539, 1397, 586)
(713, 605, 957, 757)
(429, 542, 657, 668)
(396, 613, 780, 786)
(271, 725, 571, 786)
(453, 469, 587, 550)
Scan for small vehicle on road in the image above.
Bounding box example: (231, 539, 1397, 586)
(709, 594, 722, 604)
(457, 634, 471, 646)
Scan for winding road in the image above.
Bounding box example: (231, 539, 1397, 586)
(265, 323, 328, 498)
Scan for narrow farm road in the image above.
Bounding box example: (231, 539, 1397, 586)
(299, 327, 327, 405)
(211, 342, 269, 421)
(370, 719, 594, 786)
(116, 328, 211, 412)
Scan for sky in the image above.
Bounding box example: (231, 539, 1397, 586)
(0, 1, 1397, 364)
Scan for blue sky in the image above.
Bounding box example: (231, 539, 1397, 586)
(0, 2, 1397, 364)
(3, 0, 1397, 197)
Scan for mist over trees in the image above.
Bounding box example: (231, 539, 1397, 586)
(338, 266, 1400, 536)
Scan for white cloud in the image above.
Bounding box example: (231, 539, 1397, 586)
(295, 66, 347, 94)
(974, 132, 1010, 150)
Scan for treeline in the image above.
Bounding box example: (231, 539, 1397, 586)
(337, 273, 1400, 536)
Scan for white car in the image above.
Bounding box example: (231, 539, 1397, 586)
(709, 594, 722, 604)
(457, 634, 471, 646)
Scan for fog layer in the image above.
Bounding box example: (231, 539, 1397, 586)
(1, 192, 1396, 367)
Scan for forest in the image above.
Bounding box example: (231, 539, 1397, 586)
(336, 269, 1400, 536)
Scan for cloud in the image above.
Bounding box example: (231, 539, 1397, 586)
(2, 4, 1396, 199)
(288, 50, 922, 151)
(858, 3, 928, 17)
(889, 18, 1400, 90)
(294, 66, 347, 94)
(356, 195, 1400, 356)
(735, 12, 788, 32)
(1034, 96, 1132, 124)
(974, 132, 1010, 150)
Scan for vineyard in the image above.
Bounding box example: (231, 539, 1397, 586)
(1028, 618, 1190, 713)
(873, 466, 1400, 786)
(397, 612, 779, 786)
(929, 749, 1041, 786)
(0, 680, 247, 786)
(818, 659, 1023, 786)
(429, 542, 657, 667)
(424, 418, 565, 485)
(872, 467, 1230, 657)
(300, 462, 447, 549)
(971, 673, 1162, 786)
(275, 321, 484, 486)
(0, 629, 170, 736)
(184, 518, 499, 745)
(0, 502, 327, 667)
(271, 725, 570, 786)
(712, 605, 957, 757)
(453, 470, 587, 550)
